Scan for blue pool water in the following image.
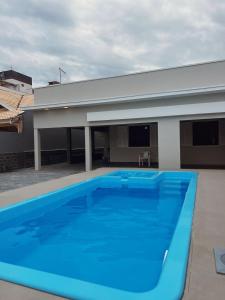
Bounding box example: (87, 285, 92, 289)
(0, 171, 197, 299)
(108, 170, 157, 179)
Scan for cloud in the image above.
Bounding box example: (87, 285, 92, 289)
(0, 0, 225, 87)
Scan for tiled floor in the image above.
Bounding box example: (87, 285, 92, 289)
(0, 168, 224, 300)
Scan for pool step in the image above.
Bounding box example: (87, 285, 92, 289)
(159, 179, 188, 196)
(159, 191, 186, 197)
(160, 179, 188, 188)
(162, 179, 189, 184)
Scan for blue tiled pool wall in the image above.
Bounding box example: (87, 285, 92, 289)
(0, 171, 192, 230)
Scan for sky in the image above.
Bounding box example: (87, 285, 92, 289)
(0, 0, 225, 87)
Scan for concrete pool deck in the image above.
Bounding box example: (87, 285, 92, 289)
(0, 168, 224, 300)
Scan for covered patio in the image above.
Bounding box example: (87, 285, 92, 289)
(33, 115, 225, 172)
(34, 122, 159, 172)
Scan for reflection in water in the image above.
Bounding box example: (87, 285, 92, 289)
(0, 180, 188, 292)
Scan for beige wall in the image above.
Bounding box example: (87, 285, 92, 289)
(109, 123, 158, 163)
(180, 119, 225, 167)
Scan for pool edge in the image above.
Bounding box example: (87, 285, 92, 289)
(0, 170, 198, 300)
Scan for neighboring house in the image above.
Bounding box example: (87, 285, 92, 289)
(0, 87, 33, 133)
(24, 60, 225, 171)
(0, 70, 104, 172)
(0, 73, 34, 171)
(0, 70, 33, 94)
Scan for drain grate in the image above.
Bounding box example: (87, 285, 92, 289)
(214, 248, 225, 274)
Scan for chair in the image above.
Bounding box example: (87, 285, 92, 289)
(138, 151, 151, 167)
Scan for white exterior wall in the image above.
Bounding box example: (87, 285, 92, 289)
(34, 128, 41, 170)
(158, 119, 180, 169)
(34, 60, 225, 106)
(85, 126, 92, 171)
(32, 93, 225, 169)
(31, 60, 225, 169)
(33, 92, 225, 129)
(4, 78, 32, 94)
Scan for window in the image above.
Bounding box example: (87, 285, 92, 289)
(129, 125, 150, 147)
(193, 121, 219, 146)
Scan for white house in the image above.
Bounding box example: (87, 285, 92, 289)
(23, 60, 225, 171)
(0, 70, 33, 94)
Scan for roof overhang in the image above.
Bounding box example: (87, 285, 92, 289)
(22, 85, 225, 111)
(87, 100, 225, 122)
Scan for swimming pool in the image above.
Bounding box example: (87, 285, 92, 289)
(0, 170, 197, 300)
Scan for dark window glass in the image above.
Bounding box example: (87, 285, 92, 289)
(129, 125, 150, 147)
(193, 121, 219, 146)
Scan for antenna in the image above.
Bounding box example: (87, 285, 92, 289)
(59, 67, 66, 83)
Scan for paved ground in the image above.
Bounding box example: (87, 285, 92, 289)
(183, 169, 225, 300)
(0, 168, 224, 300)
(0, 163, 84, 193)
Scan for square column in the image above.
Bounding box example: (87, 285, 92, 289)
(103, 130, 110, 162)
(91, 128, 95, 160)
(158, 119, 180, 169)
(66, 128, 72, 163)
(85, 126, 92, 171)
(34, 128, 41, 171)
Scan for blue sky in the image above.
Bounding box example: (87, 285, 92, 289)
(0, 0, 225, 87)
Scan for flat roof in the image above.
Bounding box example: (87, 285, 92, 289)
(35, 58, 225, 90)
(0, 70, 32, 85)
(23, 84, 225, 111)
